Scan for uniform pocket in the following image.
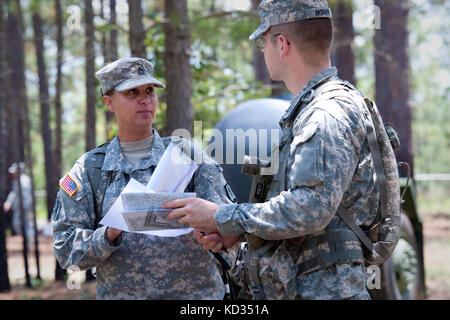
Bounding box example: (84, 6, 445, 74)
(290, 121, 319, 154)
(258, 241, 298, 299)
(288, 122, 324, 188)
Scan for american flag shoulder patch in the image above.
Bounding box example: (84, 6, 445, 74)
(59, 174, 79, 197)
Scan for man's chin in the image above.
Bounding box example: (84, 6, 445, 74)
(269, 73, 282, 82)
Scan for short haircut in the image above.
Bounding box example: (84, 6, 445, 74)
(270, 18, 334, 66)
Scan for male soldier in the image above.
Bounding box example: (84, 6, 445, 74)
(51, 57, 236, 299)
(164, 0, 378, 299)
(3, 162, 34, 247)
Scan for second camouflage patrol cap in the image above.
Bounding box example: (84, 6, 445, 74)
(249, 0, 332, 41)
(95, 57, 165, 95)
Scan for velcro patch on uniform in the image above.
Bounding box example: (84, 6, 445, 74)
(59, 174, 79, 197)
(292, 121, 319, 150)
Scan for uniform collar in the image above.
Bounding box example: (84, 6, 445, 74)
(102, 129, 166, 173)
(280, 67, 338, 125)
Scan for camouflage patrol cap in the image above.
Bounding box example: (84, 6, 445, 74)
(249, 0, 332, 41)
(95, 57, 165, 95)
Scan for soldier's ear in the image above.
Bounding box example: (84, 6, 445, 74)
(104, 96, 115, 112)
(278, 34, 290, 58)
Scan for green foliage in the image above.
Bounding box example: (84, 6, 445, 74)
(352, 0, 375, 99)
(189, 0, 264, 137)
(146, 0, 265, 136)
(409, 0, 450, 175)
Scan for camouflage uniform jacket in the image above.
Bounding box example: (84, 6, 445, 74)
(216, 68, 377, 300)
(52, 130, 234, 299)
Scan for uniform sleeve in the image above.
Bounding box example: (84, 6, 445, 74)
(51, 158, 122, 270)
(215, 106, 361, 239)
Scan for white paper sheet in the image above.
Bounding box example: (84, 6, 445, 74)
(98, 178, 146, 232)
(98, 142, 198, 237)
(146, 142, 198, 193)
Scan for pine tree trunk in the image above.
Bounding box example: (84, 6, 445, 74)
(105, 0, 117, 140)
(6, 0, 31, 287)
(99, 0, 109, 140)
(0, 0, 11, 293)
(374, 0, 413, 177)
(6, 0, 32, 287)
(128, 0, 146, 58)
(332, 0, 356, 85)
(33, 10, 63, 280)
(33, 12, 56, 222)
(109, 0, 118, 62)
(54, 0, 66, 281)
(6, 0, 26, 163)
(100, 0, 107, 62)
(85, 1, 99, 283)
(55, 0, 63, 178)
(8, 0, 33, 193)
(85, 0, 96, 151)
(164, 0, 193, 136)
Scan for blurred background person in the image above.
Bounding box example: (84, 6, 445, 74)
(3, 162, 35, 248)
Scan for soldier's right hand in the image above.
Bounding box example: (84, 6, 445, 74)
(105, 227, 123, 245)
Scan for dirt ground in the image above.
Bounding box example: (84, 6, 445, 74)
(421, 213, 450, 300)
(0, 213, 449, 300)
(0, 235, 96, 300)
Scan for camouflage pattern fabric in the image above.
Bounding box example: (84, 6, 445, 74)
(52, 130, 234, 299)
(95, 57, 165, 95)
(249, 0, 332, 40)
(215, 68, 375, 300)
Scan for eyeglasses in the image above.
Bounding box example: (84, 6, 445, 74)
(254, 33, 281, 50)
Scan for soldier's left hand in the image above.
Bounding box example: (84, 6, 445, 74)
(194, 231, 223, 252)
(163, 197, 219, 233)
(194, 231, 240, 252)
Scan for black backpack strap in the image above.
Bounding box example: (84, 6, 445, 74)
(334, 111, 384, 252)
(335, 207, 373, 251)
(85, 143, 112, 228)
